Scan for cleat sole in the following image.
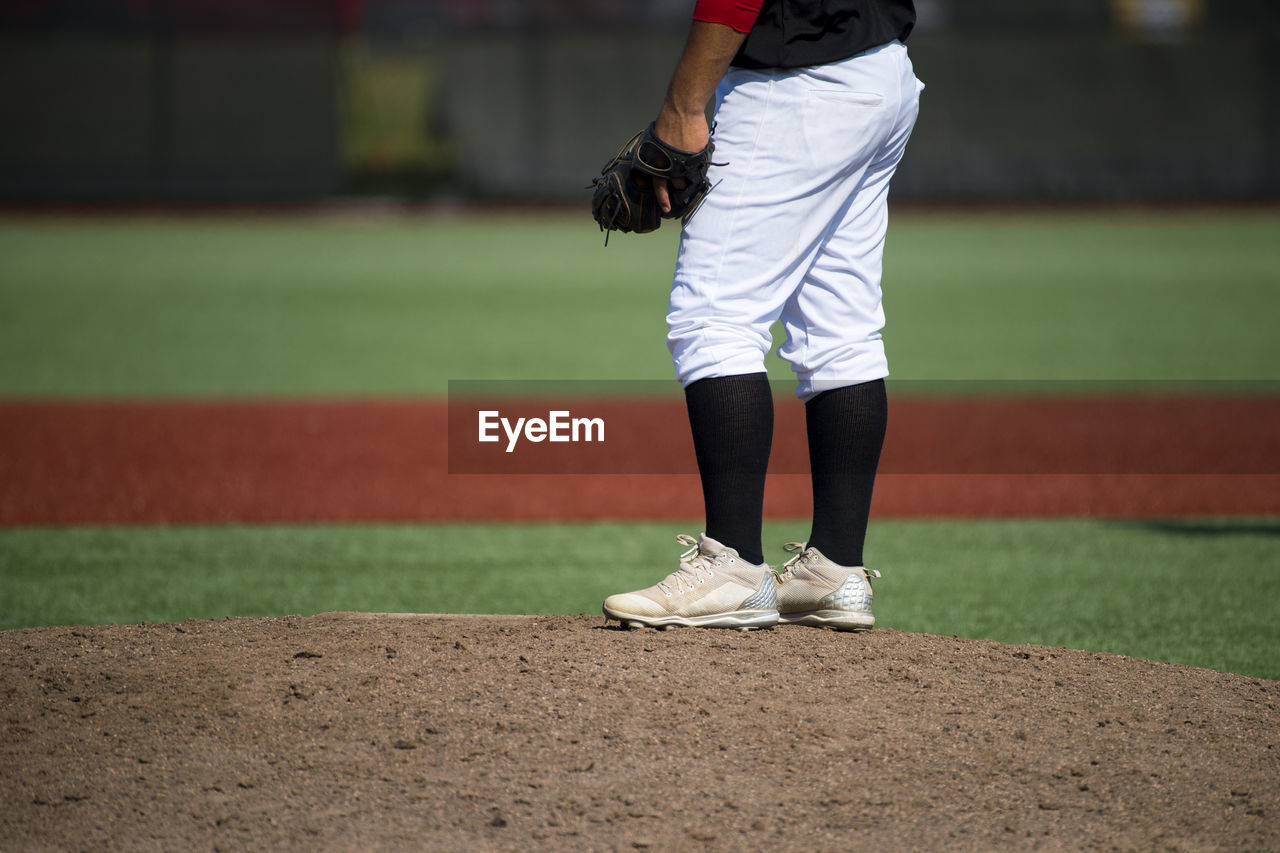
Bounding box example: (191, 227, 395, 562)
(778, 609, 874, 631)
(602, 606, 778, 631)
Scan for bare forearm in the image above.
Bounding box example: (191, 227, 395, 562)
(655, 22, 748, 151)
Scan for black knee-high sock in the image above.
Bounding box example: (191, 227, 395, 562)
(684, 373, 773, 565)
(805, 379, 887, 567)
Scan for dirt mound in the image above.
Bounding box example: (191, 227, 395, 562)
(2, 615, 1276, 851)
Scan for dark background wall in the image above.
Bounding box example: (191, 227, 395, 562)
(1, 0, 1276, 202)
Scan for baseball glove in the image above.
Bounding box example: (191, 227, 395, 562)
(590, 123, 714, 243)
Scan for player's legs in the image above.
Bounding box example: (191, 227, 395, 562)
(667, 54, 911, 387)
(683, 372, 773, 565)
(778, 41, 923, 401)
(801, 379, 887, 566)
(777, 42, 922, 567)
(665, 55, 906, 564)
(666, 67, 825, 562)
(667, 70, 837, 386)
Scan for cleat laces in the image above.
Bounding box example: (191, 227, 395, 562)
(773, 542, 881, 584)
(774, 541, 808, 582)
(657, 534, 720, 596)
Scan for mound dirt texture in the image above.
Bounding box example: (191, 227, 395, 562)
(2, 614, 1276, 851)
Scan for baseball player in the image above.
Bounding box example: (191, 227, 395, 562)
(597, 0, 922, 630)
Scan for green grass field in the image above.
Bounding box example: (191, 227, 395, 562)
(1, 210, 1277, 395)
(2, 520, 1277, 679)
(1, 210, 1277, 678)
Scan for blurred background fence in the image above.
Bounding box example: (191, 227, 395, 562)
(1, 0, 1277, 202)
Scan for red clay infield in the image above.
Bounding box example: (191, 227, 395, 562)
(1, 396, 1276, 525)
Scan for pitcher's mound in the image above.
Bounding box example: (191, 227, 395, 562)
(2, 614, 1276, 851)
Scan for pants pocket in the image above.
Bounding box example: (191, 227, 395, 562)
(800, 90, 889, 169)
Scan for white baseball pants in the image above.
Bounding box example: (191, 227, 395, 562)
(667, 41, 923, 400)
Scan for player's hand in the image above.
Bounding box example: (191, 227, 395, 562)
(652, 110, 710, 215)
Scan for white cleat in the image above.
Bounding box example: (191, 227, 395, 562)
(773, 543, 880, 632)
(603, 534, 779, 631)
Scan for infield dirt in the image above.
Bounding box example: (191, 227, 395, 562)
(3, 397, 1278, 525)
(2, 614, 1277, 851)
